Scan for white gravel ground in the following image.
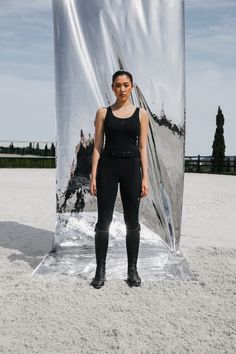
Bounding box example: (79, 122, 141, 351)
(0, 169, 235, 354)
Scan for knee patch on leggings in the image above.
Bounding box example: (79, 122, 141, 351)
(94, 224, 110, 233)
(126, 223, 141, 232)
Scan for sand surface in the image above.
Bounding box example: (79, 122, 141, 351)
(0, 169, 235, 354)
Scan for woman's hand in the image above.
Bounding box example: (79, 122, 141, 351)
(141, 177, 149, 197)
(90, 177, 97, 196)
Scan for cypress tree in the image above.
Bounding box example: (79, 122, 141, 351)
(212, 106, 226, 173)
(35, 142, 40, 156)
(50, 142, 56, 156)
(9, 142, 14, 154)
(29, 142, 33, 154)
(44, 144, 48, 156)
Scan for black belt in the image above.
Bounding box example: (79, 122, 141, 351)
(102, 149, 140, 158)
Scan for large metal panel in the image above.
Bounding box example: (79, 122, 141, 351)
(33, 0, 192, 280)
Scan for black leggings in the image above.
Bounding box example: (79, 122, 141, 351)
(95, 154, 142, 232)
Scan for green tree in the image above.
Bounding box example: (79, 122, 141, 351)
(35, 142, 40, 156)
(26, 142, 33, 155)
(50, 142, 56, 156)
(44, 144, 48, 156)
(9, 142, 14, 154)
(212, 106, 226, 173)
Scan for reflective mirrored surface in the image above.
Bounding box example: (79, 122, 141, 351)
(33, 0, 188, 279)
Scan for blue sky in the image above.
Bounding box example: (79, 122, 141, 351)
(0, 0, 235, 155)
(185, 0, 236, 155)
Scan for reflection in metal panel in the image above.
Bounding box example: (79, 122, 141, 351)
(33, 0, 193, 280)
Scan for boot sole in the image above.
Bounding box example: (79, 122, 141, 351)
(127, 279, 141, 287)
(90, 278, 106, 289)
(92, 284, 104, 289)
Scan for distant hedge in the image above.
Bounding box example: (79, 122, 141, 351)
(0, 157, 55, 168)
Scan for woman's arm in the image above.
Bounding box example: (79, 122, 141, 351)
(139, 108, 149, 197)
(90, 107, 106, 195)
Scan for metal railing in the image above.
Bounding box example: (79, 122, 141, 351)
(185, 155, 236, 175)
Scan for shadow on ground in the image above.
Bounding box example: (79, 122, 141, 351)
(0, 221, 54, 269)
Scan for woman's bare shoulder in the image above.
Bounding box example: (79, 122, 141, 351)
(94, 106, 108, 124)
(139, 107, 147, 114)
(139, 107, 149, 123)
(96, 106, 108, 113)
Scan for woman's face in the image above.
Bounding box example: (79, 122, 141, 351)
(111, 75, 133, 101)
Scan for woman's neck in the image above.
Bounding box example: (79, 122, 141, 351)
(113, 99, 133, 110)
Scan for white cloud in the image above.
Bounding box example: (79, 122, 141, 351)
(185, 0, 236, 156)
(186, 11, 236, 69)
(0, 75, 56, 141)
(0, 0, 51, 15)
(0, 0, 54, 81)
(186, 0, 236, 9)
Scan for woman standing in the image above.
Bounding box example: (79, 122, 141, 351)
(90, 70, 149, 289)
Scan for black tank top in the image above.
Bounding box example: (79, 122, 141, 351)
(103, 106, 140, 153)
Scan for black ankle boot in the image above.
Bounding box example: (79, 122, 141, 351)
(90, 227, 109, 289)
(126, 224, 141, 287)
